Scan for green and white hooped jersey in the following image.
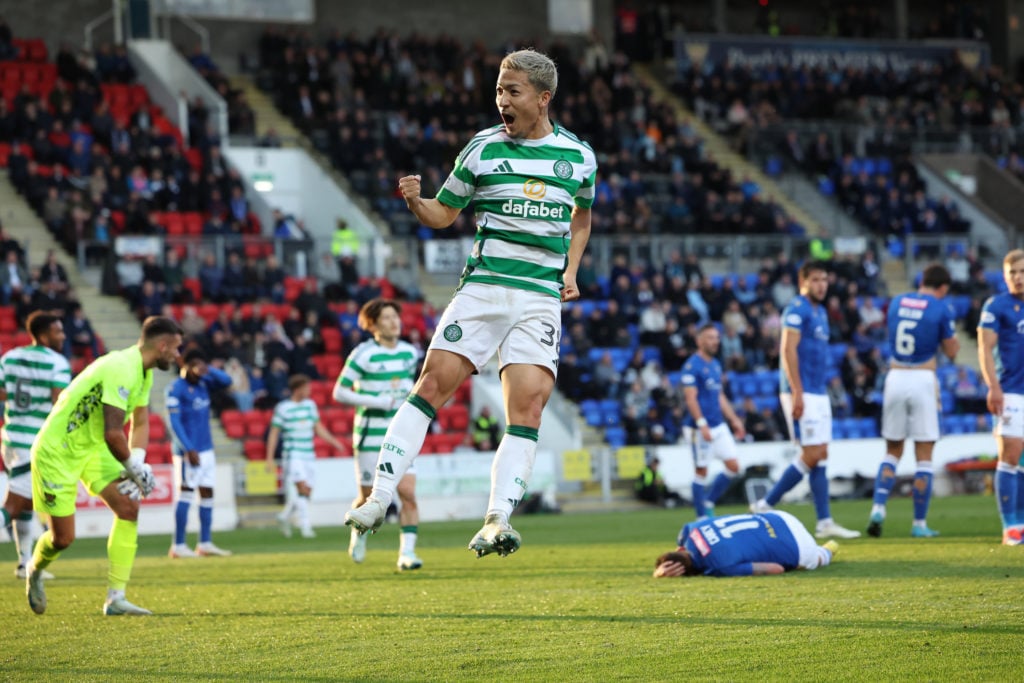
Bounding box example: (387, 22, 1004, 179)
(271, 398, 319, 461)
(0, 345, 71, 451)
(336, 339, 418, 457)
(437, 122, 598, 298)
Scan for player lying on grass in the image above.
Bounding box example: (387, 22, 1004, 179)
(653, 511, 838, 578)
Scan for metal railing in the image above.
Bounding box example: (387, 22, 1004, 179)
(587, 233, 811, 276)
(745, 121, 1023, 165)
(158, 11, 210, 56)
(84, 6, 119, 51)
(79, 235, 317, 276)
(903, 232, 1024, 277)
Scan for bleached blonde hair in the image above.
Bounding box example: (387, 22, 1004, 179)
(500, 48, 557, 99)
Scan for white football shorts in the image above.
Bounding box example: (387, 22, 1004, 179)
(173, 448, 217, 491)
(780, 392, 832, 446)
(284, 458, 316, 487)
(881, 369, 940, 442)
(355, 449, 415, 489)
(428, 282, 561, 377)
(684, 423, 738, 468)
(2, 443, 32, 498)
(995, 393, 1024, 439)
(775, 510, 830, 570)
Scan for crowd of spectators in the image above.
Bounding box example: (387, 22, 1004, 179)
(824, 155, 970, 240)
(670, 58, 1024, 160)
(1, 39, 267, 259)
(255, 27, 805, 240)
(611, 1, 987, 65)
(0, 223, 101, 364)
(556, 248, 896, 446)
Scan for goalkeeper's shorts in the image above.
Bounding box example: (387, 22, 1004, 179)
(31, 445, 125, 517)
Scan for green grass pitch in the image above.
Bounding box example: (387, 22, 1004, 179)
(1, 495, 1021, 681)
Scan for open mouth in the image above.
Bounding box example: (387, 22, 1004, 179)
(501, 112, 516, 129)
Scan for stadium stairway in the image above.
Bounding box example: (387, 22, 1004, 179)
(633, 64, 824, 238)
(227, 74, 304, 149)
(0, 174, 241, 459)
(0, 174, 141, 349)
(774, 174, 871, 238)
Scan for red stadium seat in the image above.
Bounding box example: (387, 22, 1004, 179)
(183, 212, 204, 235)
(27, 39, 47, 62)
(182, 278, 202, 303)
(149, 442, 172, 464)
(322, 328, 342, 354)
(148, 414, 167, 442)
(244, 440, 265, 461)
(440, 403, 471, 430)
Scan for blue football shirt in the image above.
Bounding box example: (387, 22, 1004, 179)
(165, 367, 232, 454)
(780, 295, 829, 395)
(676, 512, 800, 577)
(980, 293, 1024, 394)
(887, 293, 956, 365)
(680, 353, 725, 428)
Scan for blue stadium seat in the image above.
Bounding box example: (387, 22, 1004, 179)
(754, 395, 779, 413)
(936, 365, 957, 390)
(829, 344, 848, 368)
(857, 417, 878, 438)
(842, 418, 863, 439)
(642, 346, 661, 364)
(580, 400, 602, 427)
(945, 415, 969, 435)
(832, 422, 847, 440)
(877, 157, 893, 175)
(764, 156, 783, 178)
(610, 348, 633, 372)
(949, 295, 971, 319)
(626, 324, 639, 347)
(735, 374, 757, 397)
(887, 238, 905, 259)
(940, 391, 956, 414)
(605, 426, 626, 448)
(755, 371, 776, 396)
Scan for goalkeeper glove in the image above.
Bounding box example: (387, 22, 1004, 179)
(123, 447, 156, 497)
(117, 478, 142, 501)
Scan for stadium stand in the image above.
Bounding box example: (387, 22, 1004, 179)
(254, 29, 806, 240)
(0, 26, 473, 457)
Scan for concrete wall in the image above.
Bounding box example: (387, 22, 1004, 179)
(917, 153, 1017, 256)
(2, 0, 615, 76)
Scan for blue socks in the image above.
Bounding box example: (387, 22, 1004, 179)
(765, 459, 810, 506)
(1016, 467, 1024, 524)
(199, 499, 214, 544)
(872, 455, 899, 508)
(707, 471, 737, 505)
(996, 462, 1018, 528)
(692, 476, 708, 518)
(809, 464, 831, 521)
(174, 490, 193, 546)
(912, 462, 934, 524)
